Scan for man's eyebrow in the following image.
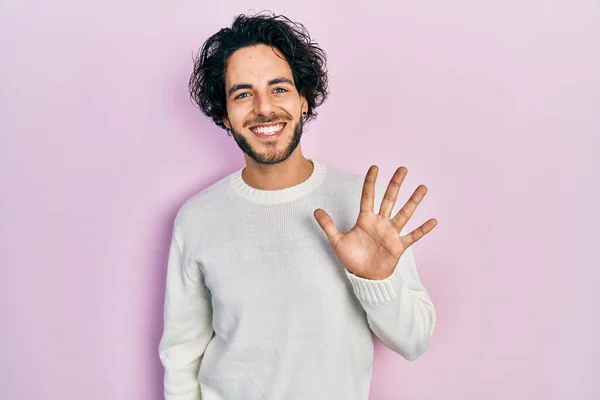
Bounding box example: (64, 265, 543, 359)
(228, 83, 252, 98)
(227, 77, 295, 98)
(268, 77, 294, 86)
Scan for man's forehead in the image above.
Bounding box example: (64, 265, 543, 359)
(225, 45, 292, 86)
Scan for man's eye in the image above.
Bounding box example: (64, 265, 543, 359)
(235, 93, 250, 100)
(273, 88, 288, 94)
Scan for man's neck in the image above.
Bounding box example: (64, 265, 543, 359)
(241, 151, 314, 191)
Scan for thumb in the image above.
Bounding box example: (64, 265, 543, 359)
(314, 208, 342, 247)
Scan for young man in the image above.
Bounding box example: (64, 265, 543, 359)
(159, 12, 438, 400)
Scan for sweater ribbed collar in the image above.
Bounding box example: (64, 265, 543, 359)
(229, 159, 326, 204)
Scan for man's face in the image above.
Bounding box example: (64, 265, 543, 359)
(223, 44, 306, 165)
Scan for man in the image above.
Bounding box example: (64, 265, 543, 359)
(159, 12, 438, 400)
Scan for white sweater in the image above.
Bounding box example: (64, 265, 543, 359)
(158, 159, 436, 400)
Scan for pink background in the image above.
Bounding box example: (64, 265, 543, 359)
(1, 1, 598, 399)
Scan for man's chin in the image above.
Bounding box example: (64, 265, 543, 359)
(231, 120, 303, 165)
(246, 149, 294, 165)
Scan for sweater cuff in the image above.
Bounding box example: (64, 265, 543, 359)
(344, 267, 400, 303)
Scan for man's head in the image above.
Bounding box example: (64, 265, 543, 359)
(189, 13, 329, 165)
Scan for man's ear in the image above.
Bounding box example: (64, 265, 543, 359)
(223, 116, 231, 130)
(300, 93, 308, 114)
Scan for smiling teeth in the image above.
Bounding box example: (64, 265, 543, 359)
(252, 124, 284, 135)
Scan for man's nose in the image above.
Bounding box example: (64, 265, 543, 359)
(253, 93, 276, 117)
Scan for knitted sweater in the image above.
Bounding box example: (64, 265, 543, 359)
(158, 159, 436, 400)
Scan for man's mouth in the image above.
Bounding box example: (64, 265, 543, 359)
(249, 123, 286, 138)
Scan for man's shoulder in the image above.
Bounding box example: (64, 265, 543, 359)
(173, 170, 237, 228)
(321, 162, 394, 203)
(322, 162, 390, 196)
(322, 163, 365, 191)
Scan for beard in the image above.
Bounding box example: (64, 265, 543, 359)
(229, 118, 304, 165)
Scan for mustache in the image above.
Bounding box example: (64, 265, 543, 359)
(243, 112, 293, 128)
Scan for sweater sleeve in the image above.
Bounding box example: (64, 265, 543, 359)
(344, 244, 436, 361)
(159, 226, 214, 400)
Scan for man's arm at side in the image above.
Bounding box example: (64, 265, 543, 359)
(159, 226, 214, 400)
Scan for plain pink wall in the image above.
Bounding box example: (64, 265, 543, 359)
(1, 1, 598, 399)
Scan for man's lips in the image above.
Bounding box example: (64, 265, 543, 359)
(249, 122, 287, 136)
(247, 121, 287, 130)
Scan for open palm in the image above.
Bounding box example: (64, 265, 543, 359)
(314, 166, 437, 280)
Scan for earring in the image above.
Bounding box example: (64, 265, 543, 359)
(302, 111, 307, 116)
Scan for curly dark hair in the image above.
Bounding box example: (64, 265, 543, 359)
(189, 12, 329, 130)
